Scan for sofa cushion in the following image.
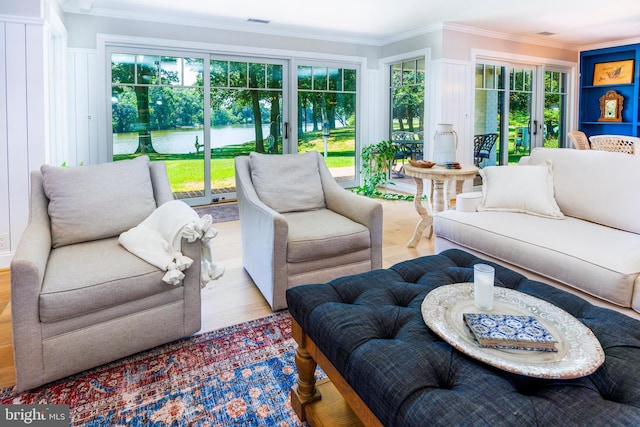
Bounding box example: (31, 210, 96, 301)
(528, 148, 640, 234)
(40, 237, 175, 323)
(434, 210, 640, 307)
(249, 151, 325, 213)
(478, 161, 563, 219)
(41, 156, 157, 248)
(284, 209, 370, 263)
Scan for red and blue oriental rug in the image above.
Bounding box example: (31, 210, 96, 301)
(0, 311, 314, 426)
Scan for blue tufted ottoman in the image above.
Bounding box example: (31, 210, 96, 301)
(286, 249, 640, 426)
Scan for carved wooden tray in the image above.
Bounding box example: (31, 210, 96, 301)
(421, 283, 604, 379)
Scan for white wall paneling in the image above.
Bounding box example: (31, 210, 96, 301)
(428, 59, 474, 195)
(0, 22, 10, 263)
(0, 18, 47, 268)
(427, 59, 473, 164)
(67, 49, 98, 166)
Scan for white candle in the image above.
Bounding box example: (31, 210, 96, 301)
(474, 264, 495, 310)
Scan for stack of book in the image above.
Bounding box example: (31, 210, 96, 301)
(463, 313, 557, 352)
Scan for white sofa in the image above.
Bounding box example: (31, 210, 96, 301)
(434, 147, 640, 316)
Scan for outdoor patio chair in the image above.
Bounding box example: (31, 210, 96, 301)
(391, 131, 422, 176)
(515, 127, 530, 153)
(473, 133, 498, 166)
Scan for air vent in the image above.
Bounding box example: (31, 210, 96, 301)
(247, 18, 270, 24)
(537, 31, 555, 36)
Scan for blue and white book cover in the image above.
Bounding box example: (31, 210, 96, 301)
(463, 313, 557, 352)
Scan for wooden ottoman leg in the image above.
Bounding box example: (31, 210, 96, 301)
(291, 320, 321, 421)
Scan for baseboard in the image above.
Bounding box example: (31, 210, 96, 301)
(0, 252, 13, 269)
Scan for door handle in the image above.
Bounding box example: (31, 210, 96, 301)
(284, 122, 289, 139)
(533, 120, 538, 136)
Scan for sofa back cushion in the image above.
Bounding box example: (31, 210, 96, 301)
(528, 147, 640, 234)
(249, 151, 325, 213)
(42, 156, 157, 248)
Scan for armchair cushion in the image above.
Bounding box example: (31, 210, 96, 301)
(284, 209, 371, 263)
(41, 156, 157, 248)
(249, 151, 325, 213)
(39, 237, 172, 323)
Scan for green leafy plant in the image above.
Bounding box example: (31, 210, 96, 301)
(352, 140, 415, 201)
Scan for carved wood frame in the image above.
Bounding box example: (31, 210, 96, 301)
(598, 90, 624, 122)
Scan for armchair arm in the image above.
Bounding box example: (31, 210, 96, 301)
(10, 171, 52, 391)
(180, 237, 202, 333)
(149, 161, 175, 205)
(235, 157, 289, 309)
(318, 158, 383, 269)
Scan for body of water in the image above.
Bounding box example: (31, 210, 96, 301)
(113, 122, 345, 154)
(113, 125, 271, 155)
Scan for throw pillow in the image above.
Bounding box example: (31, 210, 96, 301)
(249, 151, 325, 213)
(477, 160, 564, 219)
(42, 156, 157, 248)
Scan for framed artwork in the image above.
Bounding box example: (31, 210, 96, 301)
(598, 90, 624, 122)
(592, 60, 634, 85)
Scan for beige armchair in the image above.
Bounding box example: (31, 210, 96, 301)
(10, 157, 202, 392)
(235, 151, 383, 310)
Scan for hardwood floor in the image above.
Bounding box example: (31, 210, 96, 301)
(0, 199, 434, 389)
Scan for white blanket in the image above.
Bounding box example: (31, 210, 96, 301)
(119, 200, 225, 287)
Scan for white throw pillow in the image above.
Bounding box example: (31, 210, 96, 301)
(249, 151, 326, 213)
(42, 156, 157, 248)
(478, 161, 564, 219)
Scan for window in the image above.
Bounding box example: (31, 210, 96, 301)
(111, 53, 207, 202)
(390, 58, 425, 135)
(297, 64, 358, 184)
(543, 71, 568, 148)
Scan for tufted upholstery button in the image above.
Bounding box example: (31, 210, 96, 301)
(287, 249, 640, 426)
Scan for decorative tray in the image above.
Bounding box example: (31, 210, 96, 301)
(421, 283, 604, 379)
(408, 159, 436, 168)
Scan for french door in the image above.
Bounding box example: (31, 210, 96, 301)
(296, 62, 359, 187)
(109, 48, 288, 205)
(475, 61, 568, 166)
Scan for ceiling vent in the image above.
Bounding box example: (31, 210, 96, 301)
(247, 18, 271, 24)
(537, 31, 555, 36)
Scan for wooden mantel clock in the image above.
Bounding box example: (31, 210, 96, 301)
(598, 90, 624, 122)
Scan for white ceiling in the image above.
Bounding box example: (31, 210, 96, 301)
(62, 0, 640, 47)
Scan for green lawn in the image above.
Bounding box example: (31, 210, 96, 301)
(115, 128, 357, 192)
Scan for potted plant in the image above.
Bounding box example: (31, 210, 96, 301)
(354, 140, 413, 200)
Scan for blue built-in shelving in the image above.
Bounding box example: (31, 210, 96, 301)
(579, 44, 640, 138)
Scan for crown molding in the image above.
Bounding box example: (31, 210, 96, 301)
(62, 7, 388, 46)
(0, 15, 45, 25)
(441, 23, 580, 51)
(578, 36, 640, 52)
(379, 23, 444, 45)
(61, 4, 635, 52)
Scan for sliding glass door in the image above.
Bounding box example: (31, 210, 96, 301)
(210, 57, 286, 200)
(110, 52, 209, 204)
(109, 49, 287, 204)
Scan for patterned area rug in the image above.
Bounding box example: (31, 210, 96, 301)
(194, 202, 239, 223)
(0, 312, 315, 426)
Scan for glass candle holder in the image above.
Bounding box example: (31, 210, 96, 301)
(474, 264, 495, 310)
